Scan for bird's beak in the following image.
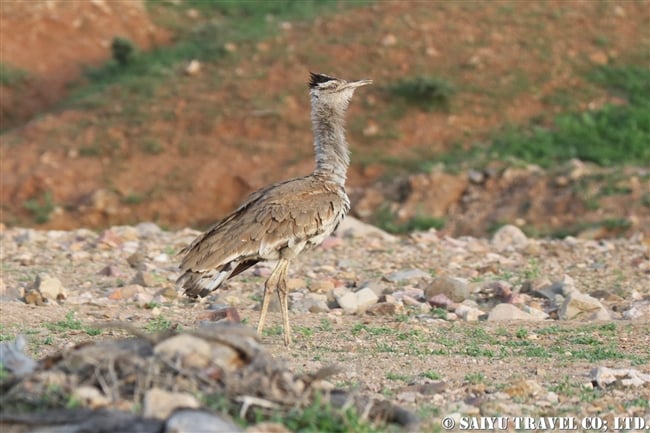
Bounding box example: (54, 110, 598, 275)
(346, 79, 373, 89)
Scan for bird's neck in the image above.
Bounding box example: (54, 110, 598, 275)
(311, 104, 350, 186)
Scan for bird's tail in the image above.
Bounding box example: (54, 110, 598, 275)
(177, 265, 233, 298)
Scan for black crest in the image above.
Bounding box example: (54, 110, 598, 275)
(309, 72, 336, 89)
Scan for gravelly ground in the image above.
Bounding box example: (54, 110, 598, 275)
(1, 218, 649, 432)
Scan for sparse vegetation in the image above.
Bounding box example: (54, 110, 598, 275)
(373, 205, 446, 234)
(389, 75, 455, 112)
(23, 191, 56, 224)
(0, 63, 29, 86)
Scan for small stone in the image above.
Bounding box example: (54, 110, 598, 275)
(425, 277, 470, 302)
(467, 169, 484, 184)
(33, 274, 66, 301)
(224, 42, 237, 52)
(165, 409, 245, 433)
(367, 302, 400, 316)
(613, 5, 625, 17)
(487, 303, 545, 321)
(381, 33, 397, 46)
(134, 292, 154, 307)
(185, 59, 202, 76)
(157, 286, 179, 300)
(143, 388, 200, 419)
(131, 271, 158, 287)
(428, 293, 454, 308)
(185, 8, 199, 19)
(291, 293, 329, 313)
(454, 304, 482, 322)
(623, 300, 650, 320)
(383, 269, 429, 283)
(336, 217, 397, 242)
(491, 224, 528, 251)
(559, 292, 611, 321)
(97, 265, 121, 277)
(127, 251, 146, 270)
(108, 284, 143, 301)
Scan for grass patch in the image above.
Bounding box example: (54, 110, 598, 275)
(373, 205, 445, 234)
(0, 63, 29, 87)
(23, 191, 56, 224)
(389, 75, 455, 112)
(144, 315, 174, 332)
(44, 312, 101, 336)
(487, 65, 650, 167)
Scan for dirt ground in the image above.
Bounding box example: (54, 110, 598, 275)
(1, 1, 648, 236)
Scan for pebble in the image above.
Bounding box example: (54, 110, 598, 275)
(366, 302, 400, 316)
(454, 304, 483, 321)
(383, 269, 430, 283)
(131, 270, 158, 287)
(425, 276, 470, 302)
(622, 300, 650, 320)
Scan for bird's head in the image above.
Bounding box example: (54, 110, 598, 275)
(309, 72, 372, 109)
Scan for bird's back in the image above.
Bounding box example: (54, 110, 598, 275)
(177, 174, 349, 297)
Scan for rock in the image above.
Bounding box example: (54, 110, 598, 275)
(97, 265, 122, 277)
(143, 388, 200, 419)
(165, 409, 244, 433)
(0, 335, 38, 376)
(467, 169, 485, 184)
(425, 276, 470, 302)
(381, 33, 397, 46)
(591, 366, 650, 389)
(428, 293, 454, 308)
(504, 380, 544, 398)
(334, 287, 379, 314)
(131, 271, 158, 287)
(454, 304, 482, 321)
(402, 295, 430, 312)
(491, 224, 528, 251)
(367, 302, 400, 316)
(383, 269, 429, 283)
(108, 284, 144, 301)
(335, 216, 397, 242)
(559, 292, 611, 321)
(487, 303, 545, 321)
(24, 289, 45, 305)
(185, 59, 202, 76)
(622, 300, 650, 320)
(291, 293, 329, 313)
(127, 251, 146, 270)
(33, 274, 66, 301)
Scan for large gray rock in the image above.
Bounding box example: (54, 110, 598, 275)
(559, 292, 611, 321)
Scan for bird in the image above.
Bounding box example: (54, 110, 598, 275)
(177, 72, 372, 346)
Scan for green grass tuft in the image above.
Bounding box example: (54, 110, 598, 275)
(0, 63, 29, 87)
(389, 75, 455, 112)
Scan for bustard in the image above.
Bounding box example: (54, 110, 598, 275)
(177, 72, 371, 346)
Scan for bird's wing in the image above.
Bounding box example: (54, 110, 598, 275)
(179, 177, 348, 273)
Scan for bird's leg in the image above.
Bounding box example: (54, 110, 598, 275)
(276, 259, 292, 346)
(257, 259, 284, 336)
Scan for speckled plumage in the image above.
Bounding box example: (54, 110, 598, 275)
(177, 73, 371, 345)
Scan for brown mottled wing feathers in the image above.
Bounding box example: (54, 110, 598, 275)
(179, 177, 347, 274)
